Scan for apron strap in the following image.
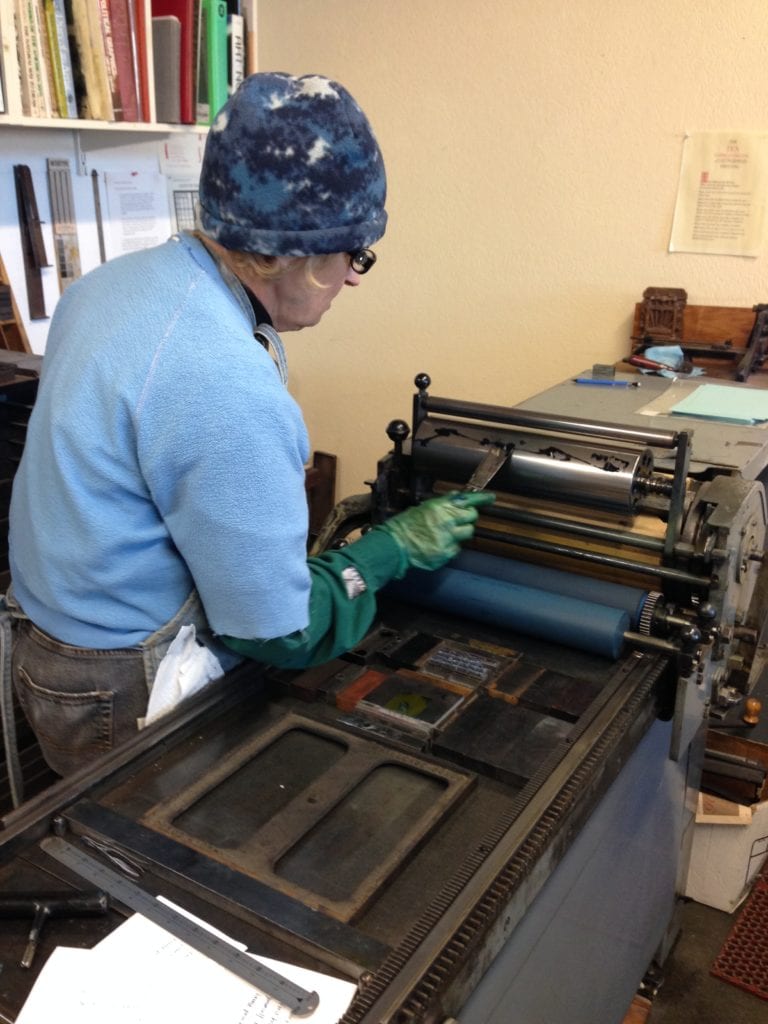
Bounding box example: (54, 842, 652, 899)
(0, 591, 28, 809)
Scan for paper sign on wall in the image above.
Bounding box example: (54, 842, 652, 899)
(669, 132, 768, 257)
(104, 172, 173, 260)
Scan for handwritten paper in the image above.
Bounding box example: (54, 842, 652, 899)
(16, 905, 356, 1024)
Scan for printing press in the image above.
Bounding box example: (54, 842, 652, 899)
(1, 370, 767, 1024)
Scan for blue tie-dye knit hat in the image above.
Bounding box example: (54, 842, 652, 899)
(198, 72, 387, 256)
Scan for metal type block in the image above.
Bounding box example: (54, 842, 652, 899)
(434, 694, 573, 787)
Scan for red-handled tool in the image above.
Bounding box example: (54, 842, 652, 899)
(627, 354, 692, 373)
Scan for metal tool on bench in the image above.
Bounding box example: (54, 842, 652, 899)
(40, 835, 321, 1017)
(0, 889, 108, 968)
(462, 442, 507, 492)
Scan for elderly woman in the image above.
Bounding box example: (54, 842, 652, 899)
(7, 73, 491, 776)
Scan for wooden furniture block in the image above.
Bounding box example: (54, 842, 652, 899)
(630, 301, 767, 382)
(305, 450, 337, 541)
(0, 254, 31, 353)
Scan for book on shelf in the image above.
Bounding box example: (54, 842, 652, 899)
(66, 0, 112, 119)
(107, 0, 139, 121)
(195, 0, 227, 125)
(62, 0, 86, 116)
(95, 0, 124, 119)
(124, 0, 142, 120)
(130, 0, 153, 121)
(151, 14, 180, 123)
(15, 0, 53, 117)
(189, 0, 201, 120)
(0, 2, 24, 115)
(43, 0, 78, 117)
(151, 0, 194, 123)
(194, 0, 206, 123)
(34, 0, 59, 116)
(227, 10, 243, 96)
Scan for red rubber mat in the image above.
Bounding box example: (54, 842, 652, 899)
(711, 867, 768, 1001)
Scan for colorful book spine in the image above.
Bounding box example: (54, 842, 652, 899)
(190, 0, 200, 119)
(204, 0, 226, 123)
(0, 1, 24, 115)
(107, 0, 139, 121)
(52, 0, 78, 115)
(151, 14, 180, 122)
(96, 0, 122, 119)
(33, 0, 57, 115)
(226, 10, 242, 96)
(83, 0, 113, 119)
(42, 0, 65, 115)
(194, 0, 207, 124)
(44, 0, 77, 116)
(132, 0, 153, 121)
(151, 0, 194, 123)
(15, 0, 50, 117)
(67, 0, 95, 118)
(124, 0, 143, 118)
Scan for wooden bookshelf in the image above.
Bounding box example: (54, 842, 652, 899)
(0, 115, 207, 132)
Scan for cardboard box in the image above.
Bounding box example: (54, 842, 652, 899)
(684, 733, 768, 913)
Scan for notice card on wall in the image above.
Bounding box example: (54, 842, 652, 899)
(104, 172, 173, 260)
(669, 132, 768, 257)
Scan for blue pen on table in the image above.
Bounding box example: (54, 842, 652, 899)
(573, 378, 641, 388)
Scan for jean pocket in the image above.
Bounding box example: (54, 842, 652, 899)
(15, 666, 114, 777)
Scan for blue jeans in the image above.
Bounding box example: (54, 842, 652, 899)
(10, 591, 240, 777)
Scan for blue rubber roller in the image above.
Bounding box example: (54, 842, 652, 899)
(386, 567, 630, 659)
(451, 549, 649, 629)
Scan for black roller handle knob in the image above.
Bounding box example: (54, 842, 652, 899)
(386, 419, 410, 455)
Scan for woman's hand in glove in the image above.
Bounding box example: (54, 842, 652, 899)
(379, 491, 495, 571)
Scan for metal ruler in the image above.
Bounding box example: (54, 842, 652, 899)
(40, 836, 320, 1017)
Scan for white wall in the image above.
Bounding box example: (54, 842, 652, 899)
(258, 0, 768, 498)
(0, 130, 179, 353)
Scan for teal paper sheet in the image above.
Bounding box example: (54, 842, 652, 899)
(670, 384, 768, 424)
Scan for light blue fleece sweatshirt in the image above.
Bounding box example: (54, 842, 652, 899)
(9, 233, 314, 648)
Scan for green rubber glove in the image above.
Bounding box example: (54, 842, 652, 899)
(380, 491, 496, 571)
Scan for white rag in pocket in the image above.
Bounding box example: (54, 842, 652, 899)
(138, 624, 224, 729)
